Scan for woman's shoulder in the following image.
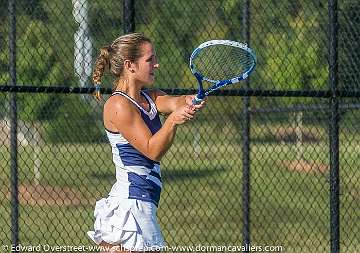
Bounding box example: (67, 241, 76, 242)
(104, 94, 137, 114)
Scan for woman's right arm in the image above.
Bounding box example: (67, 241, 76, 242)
(105, 96, 195, 162)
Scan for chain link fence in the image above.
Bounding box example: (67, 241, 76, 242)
(1, 0, 360, 252)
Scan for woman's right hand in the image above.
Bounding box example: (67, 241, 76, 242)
(170, 104, 196, 125)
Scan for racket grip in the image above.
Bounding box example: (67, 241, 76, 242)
(192, 96, 203, 105)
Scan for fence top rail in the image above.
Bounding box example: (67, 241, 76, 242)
(1, 85, 360, 98)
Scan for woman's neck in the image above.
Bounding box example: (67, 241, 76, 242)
(115, 79, 142, 102)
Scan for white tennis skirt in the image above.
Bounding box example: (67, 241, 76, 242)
(87, 196, 165, 252)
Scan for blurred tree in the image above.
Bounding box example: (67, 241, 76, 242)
(339, 0, 360, 91)
(259, 7, 328, 159)
(15, 20, 66, 185)
(260, 5, 328, 92)
(16, 21, 65, 119)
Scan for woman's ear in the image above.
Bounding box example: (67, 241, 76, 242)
(124, 60, 132, 71)
(124, 59, 135, 73)
(124, 60, 135, 73)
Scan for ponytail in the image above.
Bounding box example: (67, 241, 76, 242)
(92, 46, 111, 101)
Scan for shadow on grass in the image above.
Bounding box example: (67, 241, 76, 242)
(90, 165, 225, 182)
(162, 166, 225, 182)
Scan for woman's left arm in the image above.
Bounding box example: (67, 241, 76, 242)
(151, 89, 196, 114)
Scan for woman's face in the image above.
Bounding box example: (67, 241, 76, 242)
(133, 42, 159, 86)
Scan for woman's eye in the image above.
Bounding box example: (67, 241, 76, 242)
(146, 55, 155, 62)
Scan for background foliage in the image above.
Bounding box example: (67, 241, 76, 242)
(1, 1, 360, 252)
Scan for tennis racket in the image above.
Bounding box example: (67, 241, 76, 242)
(189, 40, 256, 104)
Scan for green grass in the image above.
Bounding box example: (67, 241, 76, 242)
(1, 122, 360, 253)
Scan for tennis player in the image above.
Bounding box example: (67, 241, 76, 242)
(87, 33, 205, 253)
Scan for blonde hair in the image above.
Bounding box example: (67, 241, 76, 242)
(92, 33, 152, 100)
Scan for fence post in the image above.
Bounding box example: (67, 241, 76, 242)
(123, 0, 135, 33)
(328, 0, 340, 252)
(9, 0, 19, 251)
(242, 0, 251, 251)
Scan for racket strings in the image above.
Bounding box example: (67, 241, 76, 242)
(193, 45, 254, 81)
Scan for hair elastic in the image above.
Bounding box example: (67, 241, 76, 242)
(93, 84, 102, 101)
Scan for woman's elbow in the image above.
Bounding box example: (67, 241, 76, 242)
(146, 150, 164, 162)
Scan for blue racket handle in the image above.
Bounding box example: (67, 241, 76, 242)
(192, 96, 203, 105)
